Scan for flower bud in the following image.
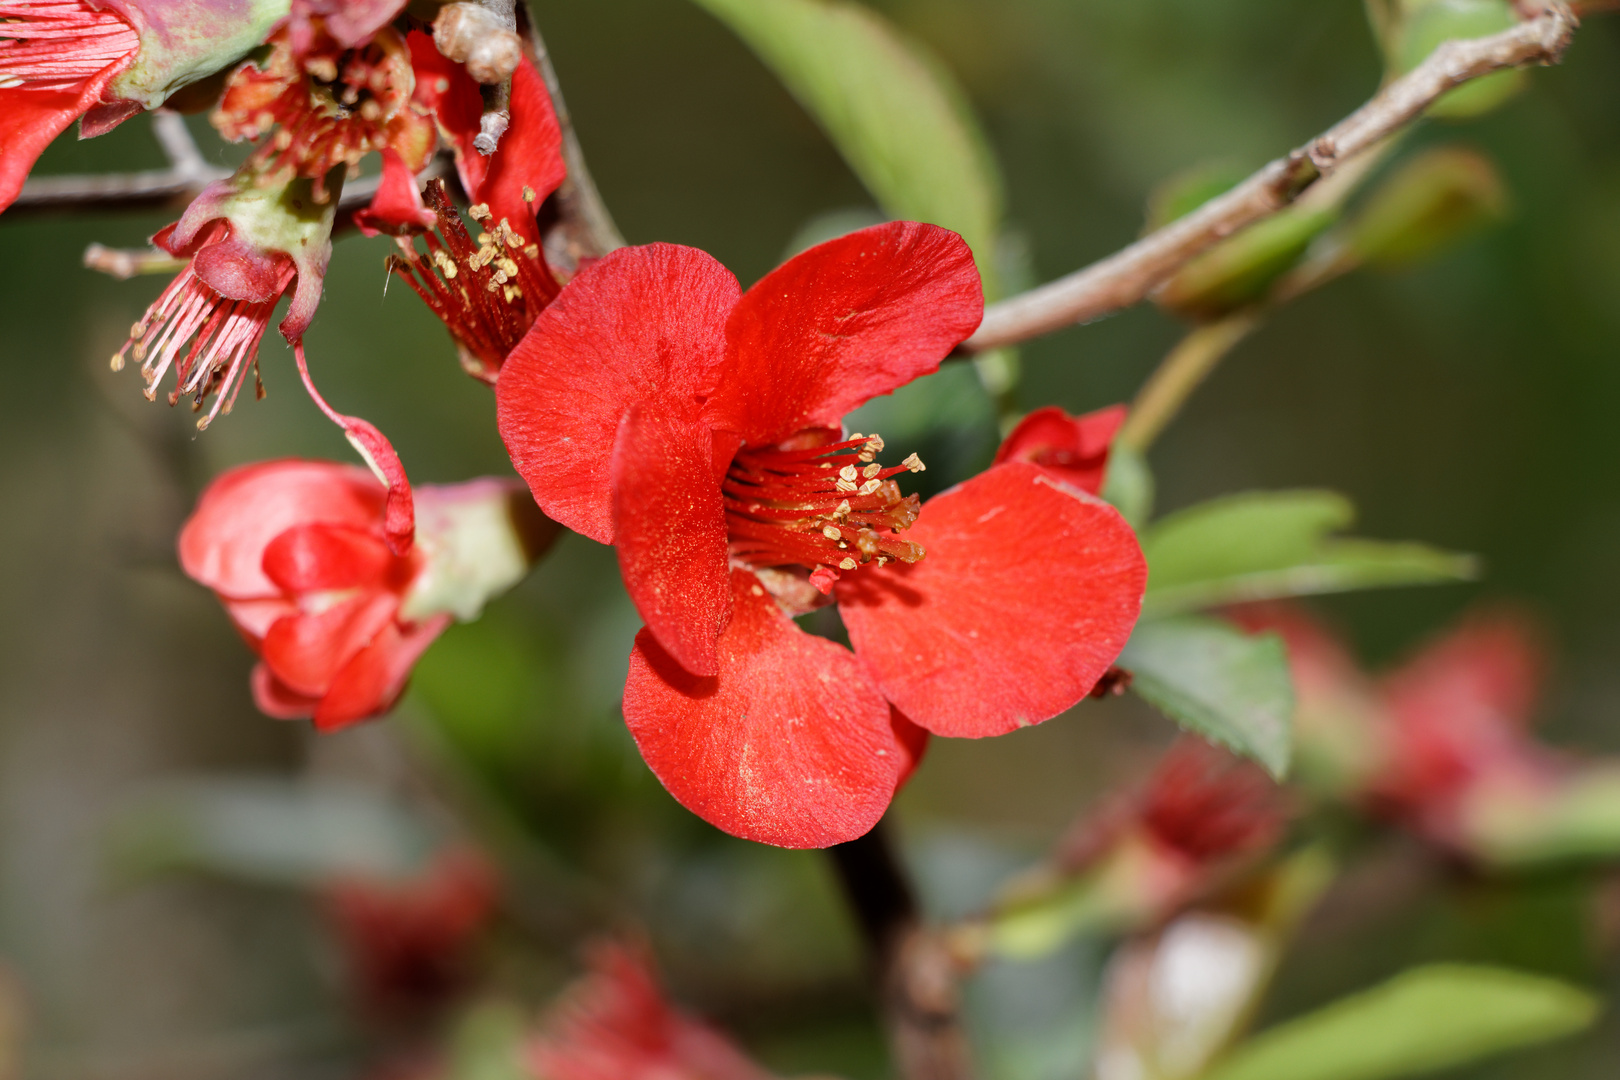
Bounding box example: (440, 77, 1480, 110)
(1156, 205, 1338, 321)
(1344, 146, 1508, 269)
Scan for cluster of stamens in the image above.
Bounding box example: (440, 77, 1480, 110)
(108, 222, 279, 430)
(725, 431, 928, 590)
(386, 180, 563, 383)
(0, 1, 138, 91)
(212, 24, 426, 202)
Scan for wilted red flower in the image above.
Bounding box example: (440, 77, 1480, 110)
(324, 847, 499, 1023)
(995, 403, 1126, 495)
(212, 11, 432, 203)
(0, 0, 288, 212)
(495, 226, 1146, 847)
(528, 944, 776, 1080)
(110, 167, 340, 427)
(180, 454, 552, 730)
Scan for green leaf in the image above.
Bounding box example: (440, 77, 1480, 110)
(1394, 0, 1524, 119)
(1141, 490, 1477, 617)
(1121, 616, 1294, 779)
(689, 0, 1003, 276)
(1204, 964, 1600, 1080)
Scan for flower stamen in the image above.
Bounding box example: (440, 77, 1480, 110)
(0, 1, 138, 92)
(724, 432, 926, 589)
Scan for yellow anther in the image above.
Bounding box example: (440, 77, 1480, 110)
(902, 452, 926, 473)
(469, 203, 492, 221)
(822, 524, 842, 540)
(863, 463, 881, 478)
(839, 557, 858, 570)
(858, 479, 882, 496)
(834, 500, 851, 519)
(522, 185, 536, 203)
(838, 464, 858, 482)
(836, 478, 858, 493)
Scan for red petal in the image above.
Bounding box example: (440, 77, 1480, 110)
(261, 592, 400, 698)
(612, 408, 730, 677)
(261, 523, 395, 593)
(353, 147, 436, 237)
(180, 460, 385, 599)
(623, 570, 901, 848)
(497, 244, 740, 543)
(251, 662, 321, 720)
(313, 614, 451, 732)
(224, 597, 299, 643)
(408, 29, 486, 191)
(891, 707, 930, 790)
(994, 404, 1126, 496)
(477, 58, 566, 244)
(838, 462, 1146, 738)
(1383, 609, 1544, 736)
(709, 222, 982, 446)
(192, 232, 297, 304)
(0, 55, 124, 212)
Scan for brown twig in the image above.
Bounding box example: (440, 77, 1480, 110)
(829, 822, 975, 1080)
(959, 5, 1578, 354)
(518, 1, 626, 262)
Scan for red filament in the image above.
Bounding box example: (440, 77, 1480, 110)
(0, 1, 139, 92)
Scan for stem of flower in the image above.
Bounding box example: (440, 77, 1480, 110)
(1115, 313, 1261, 455)
(828, 821, 976, 1080)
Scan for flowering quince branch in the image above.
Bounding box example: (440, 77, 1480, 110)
(958, 4, 1578, 354)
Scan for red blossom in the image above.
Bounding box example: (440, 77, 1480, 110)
(1, 0, 293, 213)
(212, 17, 433, 204)
(495, 227, 1146, 847)
(324, 847, 498, 1023)
(0, 0, 140, 211)
(178, 455, 549, 730)
(1054, 739, 1290, 916)
(1241, 604, 1563, 858)
(994, 403, 1126, 495)
(527, 944, 777, 1080)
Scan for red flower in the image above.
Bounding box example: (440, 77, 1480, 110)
(994, 403, 1126, 495)
(495, 226, 1146, 847)
(528, 944, 776, 1080)
(110, 168, 340, 428)
(324, 847, 498, 1023)
(212, 12, 432, 204)
(0, 0, 292, 213)
(179, 457, 551, 730)
(1241, 604, 1564, 859)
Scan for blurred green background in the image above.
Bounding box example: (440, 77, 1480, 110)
(2, 0, 1619, 1077)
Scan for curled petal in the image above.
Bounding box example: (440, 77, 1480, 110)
(838, 462, 1146, 738)
(710, 222, 983, 446)
(251, 662, 322, 720)
(261, 591, 400, 698)
(497, 243, 739, 543)
(611, 408, 731, 677)
(624, 571, 901, 848)
(180, 460, 384, 599)
(314, 614, 452, 732)
(261, 523, 394, 594)
(995, 404, 1126, 496)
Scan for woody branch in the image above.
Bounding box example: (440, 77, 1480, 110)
(958, 3, 1578, 354)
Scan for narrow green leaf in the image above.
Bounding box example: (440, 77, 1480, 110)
(689, 0, 1003, 272)
(1204, 964, 1600, 1080)
(1121, 616, 1294, 779)
(1141, 490, 1476, 617)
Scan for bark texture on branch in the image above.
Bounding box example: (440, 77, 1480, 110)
(960, 5, 1578, 354)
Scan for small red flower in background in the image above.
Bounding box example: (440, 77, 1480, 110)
(1241, 604, 1577, 862)
(495, 226, 1146, 847)
(528, 944, 776, 1080)
(179, 459, 551, 730)
(995, 404, 1126, 495)
(324, 848, 499, 1023)
(1053, 738, 1290, 921)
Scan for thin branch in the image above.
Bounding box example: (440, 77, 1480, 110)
(960, 4, 1578, 354)
(519, 1, 626, 262)
(829, 822, 975, 1080)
